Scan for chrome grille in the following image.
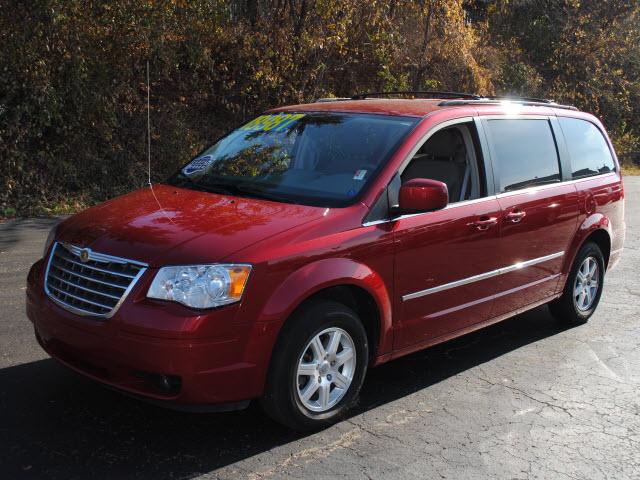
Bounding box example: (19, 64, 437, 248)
(45, 242, 147, 318)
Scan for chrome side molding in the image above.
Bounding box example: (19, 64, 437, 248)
(402, 251, 565, 301)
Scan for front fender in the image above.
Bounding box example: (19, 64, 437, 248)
(257, 257, 393, 357)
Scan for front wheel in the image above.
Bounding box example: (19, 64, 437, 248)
(549, 241, 605, 325)
(261, 300, 369, 431)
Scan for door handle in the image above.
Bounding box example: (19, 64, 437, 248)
(469, 216, 498, 231)
(505, 210, 526, 223)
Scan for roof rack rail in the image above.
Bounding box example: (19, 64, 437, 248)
(483, 95, 557, 104)
(351, 91, 482, 100)
(314, 97, 352, 103)
(438, 98, 578, 111)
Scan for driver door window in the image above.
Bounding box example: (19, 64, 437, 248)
(401, 123, 485, 203)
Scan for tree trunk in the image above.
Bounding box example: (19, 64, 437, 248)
(294, 0, 309, 37)
(246, 0, 257, 28)
(414, 0, 434, 90)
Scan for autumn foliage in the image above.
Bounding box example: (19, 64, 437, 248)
(1, 0, 639, 216)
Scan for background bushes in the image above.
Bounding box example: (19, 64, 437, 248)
(1, 0, 639, 216)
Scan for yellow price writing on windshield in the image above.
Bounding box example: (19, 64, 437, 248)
(241, 113, 305, 132)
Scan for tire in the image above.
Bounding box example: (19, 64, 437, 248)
(261, 300, 369, 431)
(549, 241, 605, 325)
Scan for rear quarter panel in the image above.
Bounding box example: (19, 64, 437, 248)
(562, 172, 625, 275)
(555, 110, 625, 275)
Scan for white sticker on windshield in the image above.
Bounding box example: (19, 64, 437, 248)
(353, 169, 367, 181)
(182, 155, 214, 176)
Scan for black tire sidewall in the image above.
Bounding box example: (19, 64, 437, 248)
(565, 243, 605, 321)
(264, 300, 369, 430)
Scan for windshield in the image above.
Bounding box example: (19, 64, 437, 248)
(166, 112, 419, 207)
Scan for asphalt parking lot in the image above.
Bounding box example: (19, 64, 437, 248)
(1, 177, 639, 480)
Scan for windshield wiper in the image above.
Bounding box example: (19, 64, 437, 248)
(170, 174, 236, 196)
(169, 174, 295, 203)
(233, 183, 296, 204)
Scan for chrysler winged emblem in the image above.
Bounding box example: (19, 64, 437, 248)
(79, 248, 91, 262)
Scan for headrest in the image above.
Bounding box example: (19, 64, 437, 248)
(420, 128, 467, 164)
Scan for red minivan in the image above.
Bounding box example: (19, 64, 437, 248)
(27, 93, 625, 430)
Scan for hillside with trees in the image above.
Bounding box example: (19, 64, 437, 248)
(1, 0, 638, 216)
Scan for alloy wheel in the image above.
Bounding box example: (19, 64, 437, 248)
(574, 256, 600, 311)
(295, 327, 356, 412)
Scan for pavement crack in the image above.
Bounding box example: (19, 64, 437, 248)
(477, 376, 575, 418)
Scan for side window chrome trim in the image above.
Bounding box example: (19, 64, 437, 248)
(494, 171, 617, 199)
(361, 172, 618, 227)
(362, 218, 394, 227)
(361, 196, 496, 227)
(402, 251, 565, 301)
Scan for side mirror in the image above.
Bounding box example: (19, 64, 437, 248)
(398, 178, 448, 214)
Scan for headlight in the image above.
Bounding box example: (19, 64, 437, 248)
(147, 264, 252, 309)
(43, 224, 58, 258)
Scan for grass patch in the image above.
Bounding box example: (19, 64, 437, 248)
(0, 198, 90, 221)
(621, 164, 640, 175)
(2, 207, 17, 218)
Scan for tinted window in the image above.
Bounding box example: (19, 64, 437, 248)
(487, 119, 560, 192)
(401, 124, 485, 203)
(559, 117, 615, 178)
(166, 113, 418, 207)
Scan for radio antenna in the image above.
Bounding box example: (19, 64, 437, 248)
(146, 60, 152, 186)
(144, 60, 175, 224)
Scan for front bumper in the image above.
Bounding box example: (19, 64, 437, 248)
(26, 259, 280, 407)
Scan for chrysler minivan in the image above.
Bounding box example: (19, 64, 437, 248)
(27, 92, 625, 430)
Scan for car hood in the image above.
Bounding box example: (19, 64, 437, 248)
(57, 184, 327, 266)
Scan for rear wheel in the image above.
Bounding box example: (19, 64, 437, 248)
(261, 300, 369, 431)
(549, 241, 605, 325)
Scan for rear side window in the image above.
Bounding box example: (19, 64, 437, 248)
(559, 118, 616, 178)
(486, 119, 561, 192)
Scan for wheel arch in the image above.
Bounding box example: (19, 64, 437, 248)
(287, 284, 381, 362)
(585, 229, 611, 269)
(564, 214, 612, 275)
(258, 258, 393, 363)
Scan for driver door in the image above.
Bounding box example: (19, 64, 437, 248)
(393, 120, 504, 351)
